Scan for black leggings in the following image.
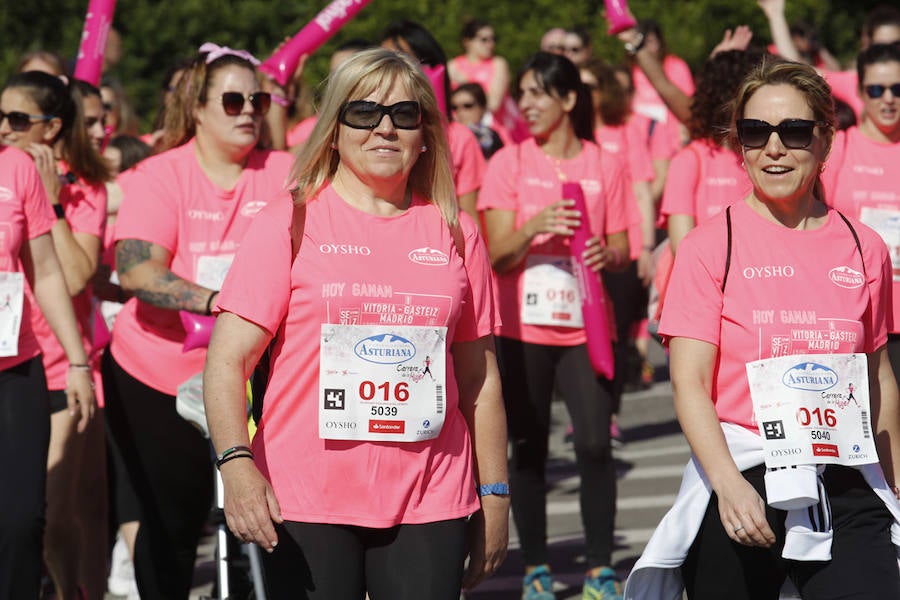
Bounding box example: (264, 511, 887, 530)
(102, 351, 213, 600)
(0, 356, 50, 600)
(683, 464, 900, 600)
(497, 337, 617, 568)
(262, 519, 468, 600)
(604, 261, 649, 410)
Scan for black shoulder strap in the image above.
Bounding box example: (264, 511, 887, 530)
(722, 205, 732, 293)
(288, 189, 306, 261)
(836, 210, 865, 278)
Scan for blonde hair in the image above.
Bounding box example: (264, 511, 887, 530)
(290, 48, 458, 227)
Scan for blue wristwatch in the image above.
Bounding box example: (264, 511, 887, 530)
(478, 482, 510, 497)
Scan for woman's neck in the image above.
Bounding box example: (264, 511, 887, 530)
(194, 134, 251, 190)
(332, 167, 411, 217)
(746, 190, 827, 230)
(537, 126, 582, 160)
(859, 114, 900, 144)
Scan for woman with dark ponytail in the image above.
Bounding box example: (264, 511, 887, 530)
(1, 70, 111, 600)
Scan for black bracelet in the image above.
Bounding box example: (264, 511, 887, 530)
(205, 291, 219, 316)
(216, 445, 252, 461)
(53, 204, 66, 219)
(215, 452, 254, 470)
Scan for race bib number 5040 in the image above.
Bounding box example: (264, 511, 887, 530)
(746, 353, 877, 468)
(319, 324, 447, 442)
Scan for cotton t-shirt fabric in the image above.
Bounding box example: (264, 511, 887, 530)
(0, 146, 55, 371)
(111, 140, 294, 395)
(478, 137, 632, 346)
(286, 116, 318, 149)
(823, 69, 863, 119)
(447, 120, 487, 198)
(29, 171, 107, 390)
(659, 199, 890, 431)
(659, 139, 750, 227)
(450, 55, 496, 94)
(596, 124, 655, 260)
(632, 55, 694, 156)
(823, 127, 900, 333)
(216, 185, 498, 526)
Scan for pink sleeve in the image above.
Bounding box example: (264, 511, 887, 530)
(114, 159, 178, 252)
(60, 180, 107, 238)
(660, 145, 700, 217)
(625, 125, 656, 183)
(477, 145, 518, 211)
(451, 123, 487, 197)
(649, 119, 678, 160)
(20, 159, 55, 240)
(453, 213, 500, 342)
(859, 223, 891, 350)
(216, 193, 293, 335)
(666, 56, 695, 96)
(601, 151, 633, 235)
(657, 223, 725, 346)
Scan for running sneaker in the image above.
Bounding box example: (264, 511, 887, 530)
(522, 564, 556, 600)
(582, 567, 622, 600)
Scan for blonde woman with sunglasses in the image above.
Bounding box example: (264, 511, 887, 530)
(102, 43, 293, 599)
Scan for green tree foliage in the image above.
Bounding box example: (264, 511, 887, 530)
(0, 0, 889, 130)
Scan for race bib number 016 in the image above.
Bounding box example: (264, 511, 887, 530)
(319, 324, 447, 442)
(746, 353, 877, 468)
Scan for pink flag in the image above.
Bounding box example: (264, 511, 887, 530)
(260, 0, 373, 86)
(564, 182, 615, 379)
(73, 0, 117, 86)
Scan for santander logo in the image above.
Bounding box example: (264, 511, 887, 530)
(408, 247, 449, 266)
(828, 266, 864, 289)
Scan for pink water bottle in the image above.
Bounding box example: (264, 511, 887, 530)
(563, 182, 615, 379)
(260, 0, 373, 86)
(73, 0, 117, 86)
(422, 64, 447, 115)
(604, 0, 637, 35)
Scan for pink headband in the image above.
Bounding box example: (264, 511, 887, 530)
(198, 42, 260, 66)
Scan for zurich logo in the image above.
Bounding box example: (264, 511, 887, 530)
(853, 444, 861, 453)
(423, 419, 431, 428)
(353, 333, 416, 364)
(782, 362, 838, 392)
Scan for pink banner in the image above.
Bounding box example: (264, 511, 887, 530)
(260, 0, 373, 86)
(73, 0, 117, 86)
(564, 182, 615, 379)
(604, 0, 637, 35)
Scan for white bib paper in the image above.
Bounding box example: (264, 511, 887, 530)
(859, 207, 900, 282)
(319, 324, 447, 442)
(746, 353, 878, 468)
(196, 254, 234, 290)
(0, 272, 24, 357)
(521, 254, 583, 328)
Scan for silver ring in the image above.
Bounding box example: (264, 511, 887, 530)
(734, 525, 745, 533)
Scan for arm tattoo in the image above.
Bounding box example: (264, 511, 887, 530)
(116, 239, 153, 276)
(117, 239, 210, 312)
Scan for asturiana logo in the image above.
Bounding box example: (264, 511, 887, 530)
(354, 333, 416, 364)
(408, 247, 449, 266)
(828, 266, 864, 289)
(782, 362, 838, 392)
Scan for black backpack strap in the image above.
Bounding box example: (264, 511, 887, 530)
(722, 205, 733, 293)
(836, 210, 866, 279)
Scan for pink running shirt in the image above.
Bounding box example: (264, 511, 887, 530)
(450, 55, 496, 93)
(217, 186, 498, 526)
(659, 199, 889, 431)
(632, 55, 694, 155)
(659, 139, 749, 228)
(823, 127, 900, 333)
(111, 141, 293, 395)
(478, 138, 632, 346)
(286, 116, 318, 149)
(29, 172, 107, 390)
(596, 124, 654, 260)
(0, 146, 55, 370)
(448, 120, 487, 197)
(823, 69, 863, 119)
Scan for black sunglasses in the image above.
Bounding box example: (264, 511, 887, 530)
(736, 118, 828, 149)
(0, 110, 54, 132)
(339, 101, 422, 130)
(220, 92, 271, 117)
(864, 83, 900, 99)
